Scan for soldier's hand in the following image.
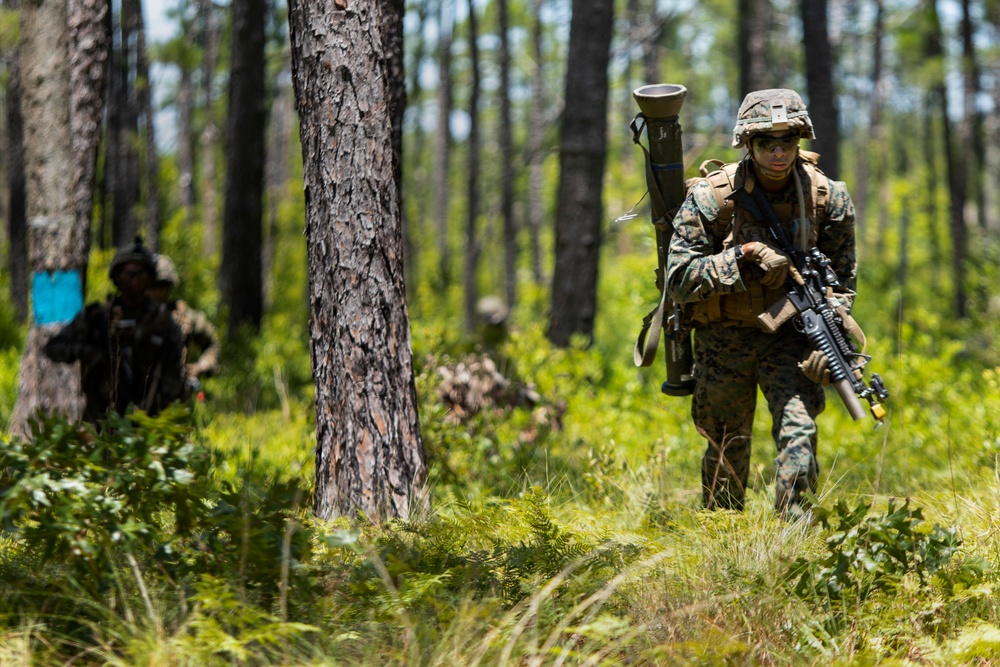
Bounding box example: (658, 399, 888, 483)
(800, 349, 830, 385)
(746, 242, 790, 287)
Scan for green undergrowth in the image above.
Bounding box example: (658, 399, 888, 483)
(3, 242, 1000, 664)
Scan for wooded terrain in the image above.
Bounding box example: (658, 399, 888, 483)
(0, 0, 999, 663)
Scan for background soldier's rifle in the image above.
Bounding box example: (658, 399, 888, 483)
(732, 186, 889, 422)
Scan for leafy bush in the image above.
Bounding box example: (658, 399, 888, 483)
(0, 406, 214, 594)
(786, 498, 975, 603)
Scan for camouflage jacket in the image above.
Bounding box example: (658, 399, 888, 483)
(44, 295, 185, 422)
(665, 156, 856, 327)
(169, 299, 220, 379)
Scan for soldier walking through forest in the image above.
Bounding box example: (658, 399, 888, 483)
(148, 254, 221, 399)
(44, 238, 185, 424)
(665, 89, 858, 520)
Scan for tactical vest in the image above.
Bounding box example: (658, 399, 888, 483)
(687, 153, 830, 327)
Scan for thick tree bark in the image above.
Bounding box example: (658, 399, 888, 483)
(4, 0, 28, 322)
(11, 0, 86, 433)
(288, 0, 427, 522)
(220, 0, 267, 335)
(547, 0, 614, 347)
(800, 0, 840, 179)
(382, 0, 407, 272)
(68, 0, 109, 269)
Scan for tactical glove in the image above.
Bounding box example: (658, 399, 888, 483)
(745, 243, 790, 288)
(800, 349, 831, 385)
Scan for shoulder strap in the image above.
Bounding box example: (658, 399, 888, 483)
(797, 153, 829, 220)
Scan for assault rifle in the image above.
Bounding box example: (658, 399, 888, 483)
(732, 186, 888, 423)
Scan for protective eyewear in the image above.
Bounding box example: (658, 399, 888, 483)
(752, 135, 800, 153)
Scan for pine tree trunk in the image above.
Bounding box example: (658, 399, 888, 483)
(801, 0, 840, 179)
(548, 0, 614, 346)
(433, 0, 454, 285)
(288, 0, 427, 522)
(463, 0, 481, 333)
(220, 0, 267, 335)
(959, 0, 985, 230)
(177, 64, 195, 215)
(382, 0, 407, 277)
(135, 2, 159, 251)
(264, 68, 292, 309)
(109, 0, 141, 246)
(11, 0, 86, 434)
(68, 0, 109, 266)
(199, 0, 219, 256)
(927, 0, 967, 318)
(526, 0, 545, 284)
(498, 0, 516, 309)
(738, 0, 770, 95)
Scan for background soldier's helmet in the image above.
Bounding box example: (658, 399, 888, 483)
(731, 89, 816, 149)
(154, 254, 180, 288)
(108, 236, 156, 281)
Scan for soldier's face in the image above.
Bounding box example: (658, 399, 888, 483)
(115, 262, 151, 300)
(750, 131, 799, 182)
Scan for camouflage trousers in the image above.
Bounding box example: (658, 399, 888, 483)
(691, 324, 825, 517)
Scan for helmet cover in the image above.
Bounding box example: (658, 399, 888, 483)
(109, 236, 156, 281)
(732, 88, 816, 149)
(154, 254, 180, 288)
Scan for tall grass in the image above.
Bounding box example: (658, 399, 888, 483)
(3, 221, 1000, 665)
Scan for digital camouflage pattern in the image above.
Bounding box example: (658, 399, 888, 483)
(694, 325, 824, 516)
(665, 155, 857, 517)
(170, 299, 221, 381)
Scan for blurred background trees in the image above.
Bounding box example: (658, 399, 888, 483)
(0, 0, 999, 398)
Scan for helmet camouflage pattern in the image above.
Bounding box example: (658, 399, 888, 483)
(109, 236, 156, 280)
(732, 88, 816, 149)
(154, 253, 180, 288)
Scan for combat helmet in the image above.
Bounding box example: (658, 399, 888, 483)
(109, 236, 156, 281)
(731, 89, 815, 149)
(154, 254, 180, 288)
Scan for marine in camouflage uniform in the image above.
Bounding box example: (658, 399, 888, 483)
(148, 254, 221, 397)
(664, 89, 857, 518)
(44, 238, 186, 423)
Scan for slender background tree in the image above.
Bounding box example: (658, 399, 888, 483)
(548, 0, 615, 347)
(220, 0, 267, 337)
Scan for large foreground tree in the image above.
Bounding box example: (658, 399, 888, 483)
(11, 0, 87, 433)
(288, 0, 427, 521)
